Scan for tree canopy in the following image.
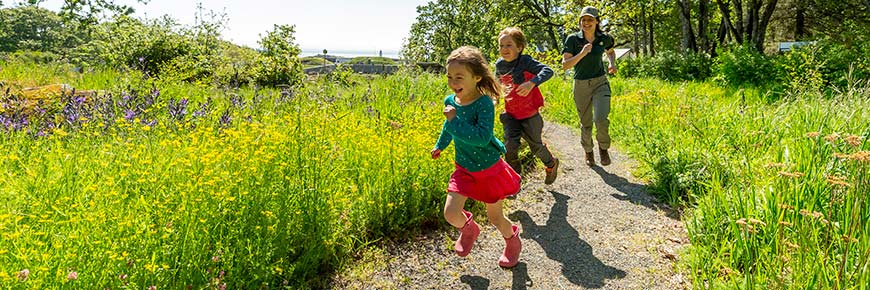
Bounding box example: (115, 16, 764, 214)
(402, 0, 870, 62)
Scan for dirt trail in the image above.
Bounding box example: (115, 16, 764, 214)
(331, 121, 689, 289)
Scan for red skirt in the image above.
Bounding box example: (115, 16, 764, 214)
(447, 159, 522, 203)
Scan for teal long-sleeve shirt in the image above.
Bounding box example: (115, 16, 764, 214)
(434, 94, 506, 172)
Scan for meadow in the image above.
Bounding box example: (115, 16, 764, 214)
(1, 63, 454, 288)
(541, 76, 870, 289)
(1, 60, 869, 289)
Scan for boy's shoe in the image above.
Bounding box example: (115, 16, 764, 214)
(498, 225, 522, 268)
(544, 158, 559, 185)
(585, 152, 596, 167)
(454, 210, 480, 257)
(600, 149, 611, 166)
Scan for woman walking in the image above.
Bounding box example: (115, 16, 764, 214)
(561, 6, 617, 166)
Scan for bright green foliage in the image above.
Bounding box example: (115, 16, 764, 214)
(543, 77, 870, 289)
(715, 44, 778, 87)
(618, 50, 713, 81)
(254, 24, 303, 87)
(403, 0, 500, 62)
(0, 6, 69, 53)
(0, 62, 452, 288)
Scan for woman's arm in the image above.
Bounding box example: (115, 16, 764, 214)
(606, 48, 617, 74)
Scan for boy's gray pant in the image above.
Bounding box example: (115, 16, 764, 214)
(500, 112, 555, 170)
(573, 75, 611, 153)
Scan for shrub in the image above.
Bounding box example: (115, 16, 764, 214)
(618, 51, 712, 81)
(254, 24, 303, 87)
(715, 44, 777, 87)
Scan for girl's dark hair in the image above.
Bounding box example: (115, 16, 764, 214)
(446, 46, 503, 104)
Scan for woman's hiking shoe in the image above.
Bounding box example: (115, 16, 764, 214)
(544, 158, 559, 185)
(599, 149, 611, 166)
(498, 224, 522, 268)
(585, 152, 596, 167)
(454, 210, 480, 257)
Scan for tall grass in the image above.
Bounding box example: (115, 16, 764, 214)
(1, 62, 454, 288)
(542, 76, 870, 289)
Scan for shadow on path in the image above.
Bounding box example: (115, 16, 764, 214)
(591, 165, 680, 220)
(509, 191, 626, 288)
(460, 275, 489, 290)
(511, 262, 531, 289)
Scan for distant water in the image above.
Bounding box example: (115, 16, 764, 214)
(300, 49, 400, 59)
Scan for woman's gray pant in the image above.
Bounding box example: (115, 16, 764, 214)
(572, 75, 611, 153)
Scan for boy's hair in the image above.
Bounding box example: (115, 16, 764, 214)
(499, 27, 527, 52)
(447, 46, 503, 104)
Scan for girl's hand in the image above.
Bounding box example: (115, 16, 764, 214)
(516, 81, 535, 96)
(581, 43, 593, 55)
(608, 64, 617, 75)
(443, 105, 456, 121)
(430, 148, 442, 159)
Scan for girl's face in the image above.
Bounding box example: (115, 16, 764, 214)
(446, 63, 482, 100)
(580, 16, 598, 33)
(498, 35, 521, 62)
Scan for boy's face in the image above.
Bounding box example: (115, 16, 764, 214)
(446, 63, 482, 100)
(498, 35, 521, 62)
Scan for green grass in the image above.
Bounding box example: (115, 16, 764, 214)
(346, 57, 397, 65)
(542, 76, 870, 289)
(300, 56, 332, 68)
(4, 59, 869, 289)
(1, 61, 454, 288)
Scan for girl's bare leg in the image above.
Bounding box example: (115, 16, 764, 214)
(485, 200, 514, 238)
(444, 192, 469, 228)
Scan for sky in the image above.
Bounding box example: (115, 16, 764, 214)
(32, 0, 429, 56)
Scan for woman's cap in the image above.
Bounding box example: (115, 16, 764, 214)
(580, 6, 599, 19)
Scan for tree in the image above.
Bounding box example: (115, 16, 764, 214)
(565, 0, 675, 56)
(804, 0, 870, 43)
(494, 0, 566, 51)
(0, 6, 66, 52)
(403, 0, 499, 62)
(715, 0, 779, 52)
(256, 24, 303, 86)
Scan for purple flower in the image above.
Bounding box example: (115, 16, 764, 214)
(230, 95, 243, 108)
(219, 110, 232, 128)
(168, 98, 189, 121)
(124, 109, 136, 121)
(67, 271, 78, 280)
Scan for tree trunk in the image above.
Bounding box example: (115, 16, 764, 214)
(753, 0, 778, 51)
(548, 26, 560, 51)
(732, 0, 745, 43)
(698, 0, 710, 53)
(795, 1, 806, 39)
(641, 4, 648, 56)
(632, 21, 640, 57)
(678, 0, 698, 52)
(648, 13, 656, 56)
(717, 0, 740, 43)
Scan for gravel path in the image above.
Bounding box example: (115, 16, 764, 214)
(330, 121, 690, 289)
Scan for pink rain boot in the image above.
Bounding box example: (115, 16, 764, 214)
(498, 225, 521, 268)
(454, 210, 480, 257)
